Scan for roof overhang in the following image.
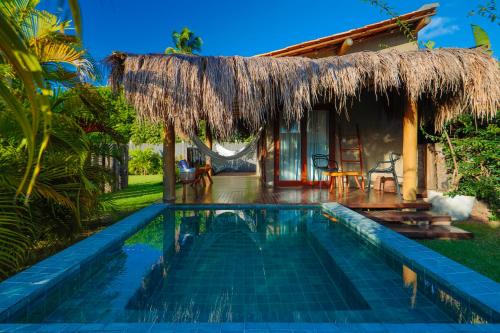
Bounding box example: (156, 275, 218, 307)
(256, 3, 438, 57)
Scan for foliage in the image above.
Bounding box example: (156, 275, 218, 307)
(128, 148, 162, 175)
(0, 0, 138, 278)
(0, 0, 86, 277)
(445, 116, 499, 218)
(165, 27, 203, 55)
(361, 0, 416, 42)
(95, 87, 135, 142)
(130, 120, 163, 145)
(471, 24, 492, 54)
(422, 114, 499, 219)
(469, 0, 499, 25)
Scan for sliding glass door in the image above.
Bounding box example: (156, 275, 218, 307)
(276, 110, 331, 186)
(279, 119, 301, 181)
(307, 110, 330, 182)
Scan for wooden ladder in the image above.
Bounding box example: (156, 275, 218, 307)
(338, 124, 365, 189)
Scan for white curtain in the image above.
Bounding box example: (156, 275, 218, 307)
(307, 110, 329, 181)
(279, 119, 301, 181)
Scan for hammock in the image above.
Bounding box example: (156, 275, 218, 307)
(190, 127, 264, 162)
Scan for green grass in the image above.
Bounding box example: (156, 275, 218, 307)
(100, 174, 166, 217)
(419, 222, 500, 282)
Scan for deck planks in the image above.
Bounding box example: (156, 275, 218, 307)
(175, 174, 431, 209)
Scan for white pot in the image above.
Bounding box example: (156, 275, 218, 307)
(426, 190, 476, 221)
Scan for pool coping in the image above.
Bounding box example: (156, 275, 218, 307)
(0, 322, 498, 332)
(0, 202, 498, 332)
(0, 203, 168, 321)
(322, 203, 500, 323)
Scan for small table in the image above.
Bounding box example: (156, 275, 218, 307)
(322, 170, 365, 194)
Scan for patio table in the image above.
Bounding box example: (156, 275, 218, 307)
(322, 170, 364, 194)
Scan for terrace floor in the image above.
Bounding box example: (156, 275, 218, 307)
(175, 173, 431, 210)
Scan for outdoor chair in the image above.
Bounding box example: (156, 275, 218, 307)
(367, 152, 401, 196)
(312, 154, 338, 188)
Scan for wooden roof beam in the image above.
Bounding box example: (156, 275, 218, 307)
(414, 17, 432, 32)
(337, 38, 353, 56)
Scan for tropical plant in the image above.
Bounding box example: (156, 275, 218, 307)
(469, 0, 499, 25)
(165, 27, 203, 54)
(471, 24, 493, 54)
(131, 120, 163, 145)
(0, 0, 102, 277)
(128, 149, 162, 175)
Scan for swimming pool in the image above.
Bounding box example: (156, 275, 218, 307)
(0, 204, 499, 332)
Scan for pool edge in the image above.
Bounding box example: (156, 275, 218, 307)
(0, 203, 168, 321)
(0, 322, 499, 332)
(0, 202, 498, 331)
(322, 202, 500, 322)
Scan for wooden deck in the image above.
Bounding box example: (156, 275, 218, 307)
(174, 174, 474, 240)
(175, 174, 431, 210)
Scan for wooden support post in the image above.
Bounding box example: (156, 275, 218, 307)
(205, 122, 213, 175)
(402, 97, 418, 201)
(163, 122, 176, 202)
(260, 129, 268, 185)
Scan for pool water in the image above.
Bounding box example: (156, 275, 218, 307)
(12, 208, 472, 323)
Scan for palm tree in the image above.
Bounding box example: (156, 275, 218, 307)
(165, 27, 202, 54)
(0, 0, 85, 277)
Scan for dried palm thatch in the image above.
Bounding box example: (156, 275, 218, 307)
(107, 48, 499, 139)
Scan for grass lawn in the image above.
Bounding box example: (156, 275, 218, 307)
(100, 174, 165, 219)
(419, 222, 500, 282)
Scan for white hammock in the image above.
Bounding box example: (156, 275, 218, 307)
(190, 127, 264, 162)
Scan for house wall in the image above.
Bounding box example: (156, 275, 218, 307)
(263, 30, 418, 187)
(333, 97, 404, 186)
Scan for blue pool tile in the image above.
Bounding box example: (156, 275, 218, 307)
(0, 203, 499, 331)
(321, 202, 500, 322)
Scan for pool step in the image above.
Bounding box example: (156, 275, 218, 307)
(377, 223, 473, 240)
(362, 210, 452, 226)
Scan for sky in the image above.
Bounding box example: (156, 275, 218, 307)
(40, 0, 499, 62)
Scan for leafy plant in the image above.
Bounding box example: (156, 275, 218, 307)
(422, 115, 499, 220)
(0, 0, 85, 277)
(165, 27, 203, 55)
(128, 149, 162, 175)
(130, 120, 163, 145)
(469, 0, 499, 25)
(471, 24, 493, 54)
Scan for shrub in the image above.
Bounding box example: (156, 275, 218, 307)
(128, 149, 162, 175)
(426, 114, 499, 220)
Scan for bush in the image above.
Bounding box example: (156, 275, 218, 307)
(439, 115, 499, 219)
(128, 149, 162, 175)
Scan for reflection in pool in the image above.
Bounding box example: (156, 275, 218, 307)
(10, 208, 487, 323)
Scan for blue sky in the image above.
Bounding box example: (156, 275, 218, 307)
(40, 0, 499, 61)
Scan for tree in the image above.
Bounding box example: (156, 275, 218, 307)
(165, 27, 202, 54)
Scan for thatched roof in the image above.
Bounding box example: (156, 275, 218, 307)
(107, 48, 499, 139)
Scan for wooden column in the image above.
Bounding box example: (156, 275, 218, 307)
(402, 97, 418, 201)
(163, 122, 176, 202)
(205, 122, 213, 175)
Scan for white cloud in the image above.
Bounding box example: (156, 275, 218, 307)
(419, 17, 460, 39)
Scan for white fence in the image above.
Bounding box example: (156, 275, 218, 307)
(129, 142, 257, 172)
